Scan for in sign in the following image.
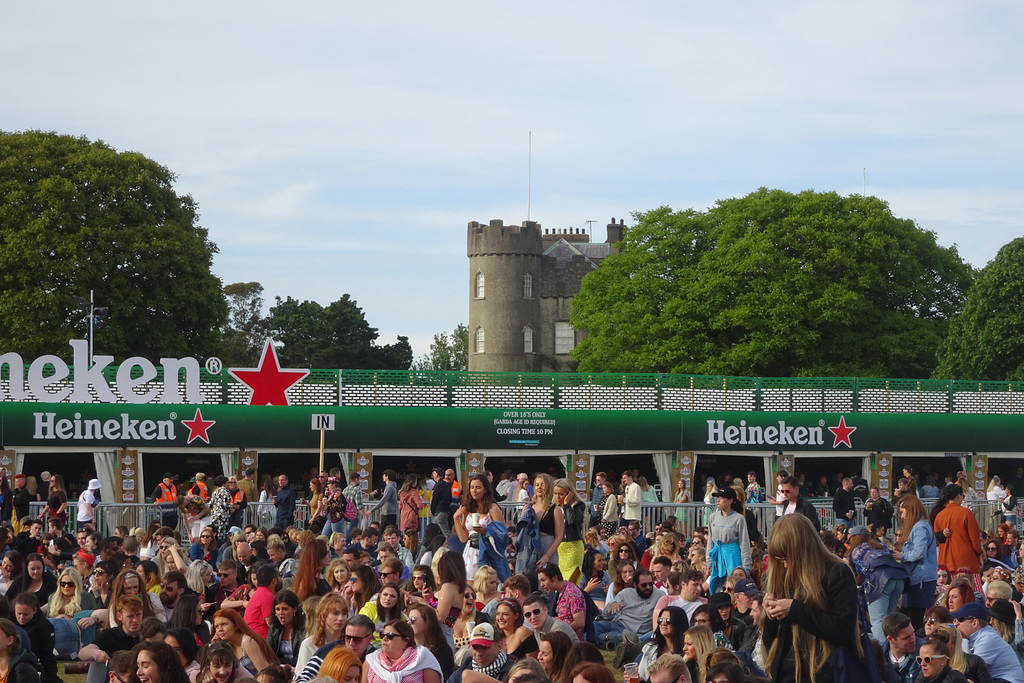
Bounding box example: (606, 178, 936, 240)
(312, 414, 336, 430)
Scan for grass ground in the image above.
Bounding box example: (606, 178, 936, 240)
(61, 652, 625, 682)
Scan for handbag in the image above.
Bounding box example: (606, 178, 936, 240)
(829, 628, 880, 683)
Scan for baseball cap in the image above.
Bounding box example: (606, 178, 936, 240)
(88, 478, 102, 490)
(713, 488, 737, 501)
(735, 579, 759, 597)
(469, 623, 497, 647)
(847, 525, 870, 537)
(950, 603, 988, 621)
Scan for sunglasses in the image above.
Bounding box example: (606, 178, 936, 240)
(638, 582, 654, 588)
(524, 609, 543, 618)
(345, 634, 370, 642)
(657, 617, 673, 625)
(413, 575, 425, 581)
(925, 618, 942, 625)
(692, 618, 710, 625)
(916, 655, 948, 665)
(381, 633, 401, 641)
(59, 581, 75, 588)
(93, 570, 107, 576)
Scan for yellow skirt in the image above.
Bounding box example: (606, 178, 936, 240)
(559, 540, 585, 584)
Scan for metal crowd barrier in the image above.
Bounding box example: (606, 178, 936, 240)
(495, 498, 1007, 542)
(31, 496, 1005, 543)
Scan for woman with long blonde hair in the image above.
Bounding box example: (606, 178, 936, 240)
(762, 513, 859, 683)
(682, 624, 715, 683)
(553, 478, 586, 583)
(530, 473, 563, 569)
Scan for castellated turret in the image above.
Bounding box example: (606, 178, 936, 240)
(467, 220, 543, 372)
(467, 217, 623, 373)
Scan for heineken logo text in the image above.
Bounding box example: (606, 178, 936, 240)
(707, 420, 824, 446)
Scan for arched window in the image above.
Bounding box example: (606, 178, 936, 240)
(523, 326, 534, 353)
(475, 272, 485, 299)
(475, 327, 485, 354)
(523, 272, 533, 299)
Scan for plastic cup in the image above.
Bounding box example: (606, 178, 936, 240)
(624, 664, 639, 683)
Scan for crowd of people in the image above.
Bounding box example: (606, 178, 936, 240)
(0, 464, 1021, 683)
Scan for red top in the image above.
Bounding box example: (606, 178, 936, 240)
(243, 585, 275, 638)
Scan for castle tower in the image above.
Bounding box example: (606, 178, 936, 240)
(467, 219, 543, 372)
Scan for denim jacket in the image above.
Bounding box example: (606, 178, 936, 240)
(899, 519, 938, 587)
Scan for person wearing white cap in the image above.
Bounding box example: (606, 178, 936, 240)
(77, 478, 102, 528)
(444, 623, 517, 683)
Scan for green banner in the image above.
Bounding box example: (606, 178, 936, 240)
(3, 402, 1024, 452)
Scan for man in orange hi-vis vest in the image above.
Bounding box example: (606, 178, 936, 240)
(152, 472, 179, 529)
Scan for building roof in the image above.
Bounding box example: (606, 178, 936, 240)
(542, 238, 601, 269)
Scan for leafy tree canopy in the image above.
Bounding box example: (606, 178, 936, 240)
(265, 294, 412, 370)
(570, 188, 974, 378)
(223, 282, 267, 366)
(0, 130, 227, 361)
(936, 237, 1024, 381)
(412, 324, 468, 371)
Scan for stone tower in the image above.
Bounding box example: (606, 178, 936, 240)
(467, 217, 625, 373)
(467, 220, 543, 372)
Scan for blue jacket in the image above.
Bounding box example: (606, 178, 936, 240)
(899, 519, 938, 587)
(881, 637, 922, 683)
(188, 543, 220, 567)
(850, 543, 909, 603)
(515, 506, 541, 574)
(480, 519, 511, 581)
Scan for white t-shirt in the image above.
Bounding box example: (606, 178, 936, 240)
(77, 489, 98, 522)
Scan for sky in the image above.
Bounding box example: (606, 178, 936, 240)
(3, 2, 1023, 359)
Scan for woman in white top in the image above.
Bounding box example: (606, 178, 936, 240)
(988, 476, 1005, 502)
(702, 478, 719, 505)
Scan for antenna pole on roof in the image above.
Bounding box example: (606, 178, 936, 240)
(528, 132, 532, 221)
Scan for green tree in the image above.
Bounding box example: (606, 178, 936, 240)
(0, 130, 227, 361)
(412, 324, 468, 371)
(223, 282, 267, 365)
(935, 237, 1024, 380)
(265, 294, 412, 369)
(570, 188, 974, 378)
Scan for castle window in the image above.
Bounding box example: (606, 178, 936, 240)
(555, 322, 575, 354)
(523, 326, 534, 353)
(475, 272, 485, 299)
(523, 272, 533, 299)
(475, 327, 485, 354)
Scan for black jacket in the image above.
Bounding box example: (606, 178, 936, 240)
(865, 497, 895, 530)
(913, 666, 969, 683)
(430, 480, 452, 516)
(833, 489, 857, 521)
(22, 610, 58, 683)
(762, 561, 858, 683)
(781, 496, 821, 532)
(9, 647, 41, 683)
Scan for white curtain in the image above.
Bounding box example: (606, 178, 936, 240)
(14, 452, 24, 476)
(93, 451, 119, 502)
(220, 452, 236, 478)
(137, 452, 146, 498)
(338, 453, 349, 482)
(558, 455, 569, 477)
(653, 452, 674, 502)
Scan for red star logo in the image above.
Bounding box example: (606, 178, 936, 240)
(828, 415, 857, 449)
(228, 341, 310, 406)
(181, 408, 216, 444)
